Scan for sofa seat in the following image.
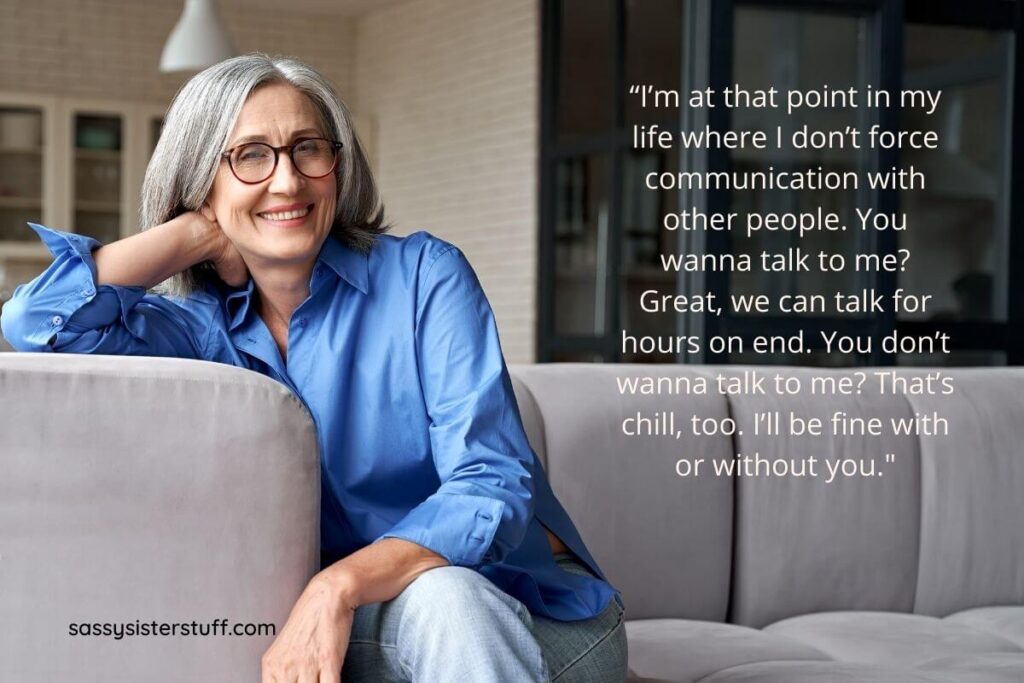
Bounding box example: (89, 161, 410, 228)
(945, 606, 1024, 647)
(698, 660, 960, 682)
(625, 619, 829, 683)
(763, 610, 1023, 667)
(626, 611, 1024, 682)
(636, 652, 1024, 683)
(916, 653, 1024, 682)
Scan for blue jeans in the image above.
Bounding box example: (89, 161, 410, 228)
(341, 555, 628, 682)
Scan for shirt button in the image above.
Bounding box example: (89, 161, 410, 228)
(51, 315, 63, 327)
(81, 287, 95, 297)
(298, 318, 308, 328)
(315, 266, 324, 276)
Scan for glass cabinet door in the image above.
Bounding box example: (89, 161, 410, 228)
(619, 0, 683, 362)
(542, 0, 686, 362)
(149, 116, 164, 157)
(899, 25, 1012, 325)
(0, 106, 45, 242)
(727, 7, 875, 327)
(73, 113, 123, 244)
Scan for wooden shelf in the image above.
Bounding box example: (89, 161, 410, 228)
(0, 197, 42, 209)
(75, 200, 120, 213)
(0, 146, 42, 155)
(0, 242, 50, 259)
(75, 148, 121, 161)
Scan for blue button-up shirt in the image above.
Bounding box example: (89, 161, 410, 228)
(1, 223, 618, 621)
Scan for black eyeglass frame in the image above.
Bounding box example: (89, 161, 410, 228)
(220, 137, 345, 184)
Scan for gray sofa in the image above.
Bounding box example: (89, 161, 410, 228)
(510, 364, 1024, 683)
(2, 355, 1022, 681)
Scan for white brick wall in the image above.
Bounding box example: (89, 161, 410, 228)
(0, 0, 356, 103)
(355, 0, 539, 363)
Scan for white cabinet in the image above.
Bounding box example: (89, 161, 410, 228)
(0, 94, 166, 300)
(0, 93, 58, 258)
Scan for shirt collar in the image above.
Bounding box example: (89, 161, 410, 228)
(318, 234, 369, 295)
(223, 235, 369, 331)
(224, 279, 255, 331)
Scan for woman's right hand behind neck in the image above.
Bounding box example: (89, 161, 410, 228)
(199, 205, 249, 288)
(92, 209, 248, 290)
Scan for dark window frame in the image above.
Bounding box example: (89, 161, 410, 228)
(539, 0, 1022, 365)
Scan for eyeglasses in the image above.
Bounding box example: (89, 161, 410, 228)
(221, 137, 344, 184)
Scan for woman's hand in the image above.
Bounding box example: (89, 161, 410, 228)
(261, 570, 355, 683)
(195, 204, 248, 287)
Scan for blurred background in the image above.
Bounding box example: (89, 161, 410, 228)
(0, 0, 1019, 366)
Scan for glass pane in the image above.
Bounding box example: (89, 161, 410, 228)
(150, 116, 164, 156)
(74, 114, 122, 243)
(730, 8, 871, 316)
(558, 0, 613, 136)
(551, 351, 605, 363)
(554, 153, 610, 335)
(731, 349, 863, 367)
(897, 350, 1006, 367)
(620, 146, 680, 362)
(0, 107, 45, 242)
(625, 0, 682, 125)
(899, 25, 1011, 323)
(74, 210, 119, 245)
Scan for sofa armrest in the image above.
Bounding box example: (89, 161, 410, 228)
(0, 354, 320, 680)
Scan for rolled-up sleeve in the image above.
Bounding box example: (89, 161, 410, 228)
(1, 223, 206, 357)
(377, 244, 536, 567)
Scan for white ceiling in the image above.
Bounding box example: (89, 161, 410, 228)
(217, 0, 405, 16)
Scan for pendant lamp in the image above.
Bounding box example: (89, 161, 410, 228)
(160, 0, 237, 73)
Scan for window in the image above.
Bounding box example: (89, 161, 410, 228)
(540, 0, 1022, 366)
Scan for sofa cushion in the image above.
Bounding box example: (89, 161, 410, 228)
(625, 619, 828, 683)
(511, 365, 735, 622)
(699, 660, 953, 682)
(726, 368, 922, 627)
(510, 373, 548, 468)
(906, 369, 1024, 617)
(917, 651, 1024, 683)
(764, 611, 1023, 667)
(945, 606, 1024, 648)
(917, 653, 1024, 683)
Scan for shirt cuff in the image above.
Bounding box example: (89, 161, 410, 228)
(377, 492, 506, 567)
(30, 222, 101, 268)
(16, 224, 146, 349)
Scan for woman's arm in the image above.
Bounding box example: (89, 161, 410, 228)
(324, 538, 448, 607)
(93, 208, 246, 289)
(377, 240, 538, 567)
(260, 539, 447, 682)
(1, 210, 245, 356)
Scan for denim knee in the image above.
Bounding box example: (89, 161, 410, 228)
(346, 566, 550, 682)
(397, 566, 535, 641)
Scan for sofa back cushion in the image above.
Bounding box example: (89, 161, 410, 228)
(727, 367, 922, 627)
(510, 364, 735, 622)
(0, 354, 320, 681)
(908, 368, 1024, 616)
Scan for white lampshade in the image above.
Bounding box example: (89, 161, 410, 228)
(160, 0, 237, 73)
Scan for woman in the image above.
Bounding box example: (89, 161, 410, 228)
(0, 54, 626, 682)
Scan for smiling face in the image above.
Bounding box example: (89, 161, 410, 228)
(206, 81, 338, 273)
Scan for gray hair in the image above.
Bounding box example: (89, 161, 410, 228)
(141, 53, 387, 296)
